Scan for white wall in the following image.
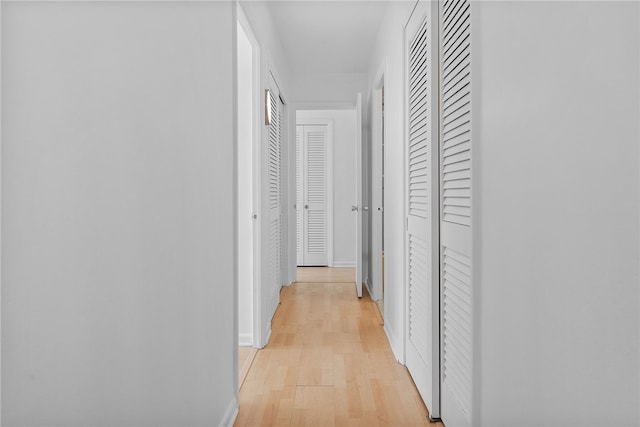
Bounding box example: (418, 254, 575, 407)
(365, 0, 416, 360)
(237, 21, 254, 347)
(240, 2, 291, 93)
(475, 2, 639, 425)
(291, 73, 367, 105)
(297, 110, 357, 267)
(2, 2, 237, 425)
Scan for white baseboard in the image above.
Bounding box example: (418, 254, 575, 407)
(218, 397, 238, 427)
(384, 324, 405, 365)
(265, 324, 272, 345)
(364, 278, 374, 299)
(239, 333, 253, 347)
(333, 261, 355, 267)
(258, 323, 272, 349)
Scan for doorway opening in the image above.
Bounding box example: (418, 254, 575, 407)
(294, 108, 359, 286)
(380, 87, 385, 318)
(236, 8, 260, 388)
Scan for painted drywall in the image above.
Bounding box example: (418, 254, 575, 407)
(366, 0, 416, 361)
(476, 2, 640, 425)
(297, 110, 358, 267)
(2, 2, 237, 425)
(240, 1, 291, 91)
(291, 73, 367, 105)
(237, 21, 254, 347)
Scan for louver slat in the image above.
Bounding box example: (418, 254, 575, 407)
(268, 89, 281, 307)
(306, 132, 325, 205)
(442, 245, 472, 419)
(268, 92, 281, 211)
(307, 211, 326, 254)
(408, 17, 431, 219)
(305, 129, 326, 256)
(409, 235, 430, 362)
(442, 0, 471, 227)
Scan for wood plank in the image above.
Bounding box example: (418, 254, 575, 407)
(291, 386, 336, 427)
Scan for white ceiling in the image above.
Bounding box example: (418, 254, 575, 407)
(266, 1, 390, 74)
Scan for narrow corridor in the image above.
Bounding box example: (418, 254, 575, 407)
(235, 268, 444, 427)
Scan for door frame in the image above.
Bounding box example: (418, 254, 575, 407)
(290, 103, 345, 283)
(277, 85, 292, 290)
(370, 59, 387, 303)
(295, 117, 334, 268)
(237, 3, 262, 349)
(355, 93, 363, 297)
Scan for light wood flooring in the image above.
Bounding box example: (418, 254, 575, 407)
(239, 346, 257, 389)
(296, 266, 355, 283)
(235, 267, 443, 427)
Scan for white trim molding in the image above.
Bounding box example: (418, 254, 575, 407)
(333, 261, 355, 268)
(238, 334, 253, 347)
(0, 1, 4, 421)
(384, 323, 404, 365)
(237, 1, 264, 353)
(218, 397, 239, 427)
(294, 101, 356, 111)
(365, 277, 374, 300)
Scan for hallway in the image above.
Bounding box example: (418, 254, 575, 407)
(235, 268, 444, 427)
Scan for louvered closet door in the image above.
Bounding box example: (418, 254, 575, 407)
(302, 125, 328, 266)
(296, 126, 304, 265)
(404, 0, 440, 419)
(268, 79, 283, 317)
(439, 1, 473, 426)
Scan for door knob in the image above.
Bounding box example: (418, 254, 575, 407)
(351, 205, 359, 212)
(305, 204, 309, 209)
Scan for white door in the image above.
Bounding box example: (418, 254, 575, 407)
(404, 0, 440, 420)
(439, 0, 473, 426)
(296, 124, 329, 266)
(267, 75, 283, 318)
(354, 93, 363, 298)
(296, 126, 304, 265)
(371, 83, 384, 302)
